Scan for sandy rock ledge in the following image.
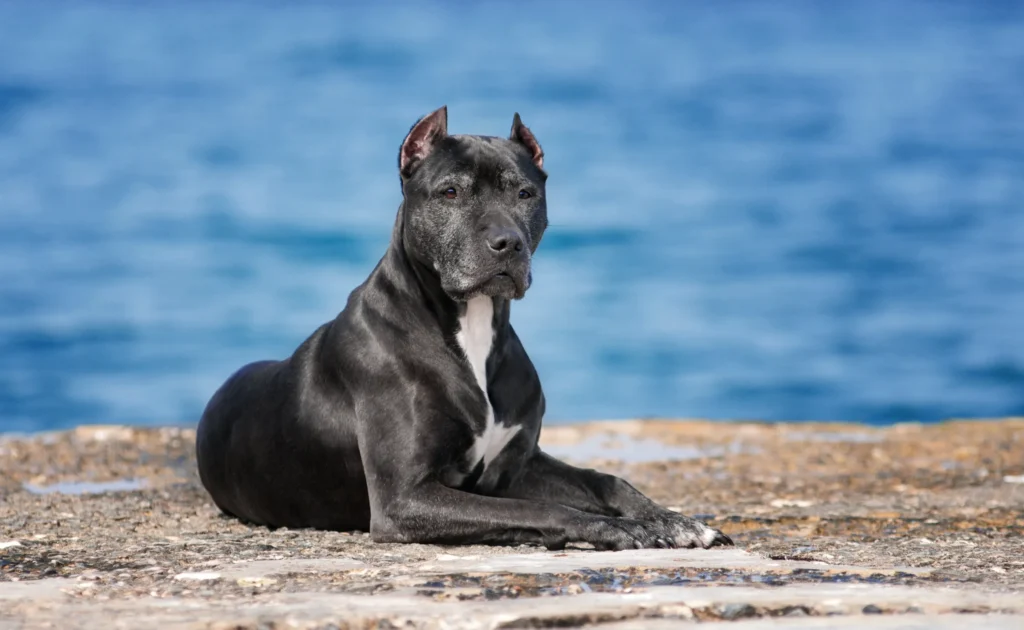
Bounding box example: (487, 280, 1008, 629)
(1, 418, 1023, 628)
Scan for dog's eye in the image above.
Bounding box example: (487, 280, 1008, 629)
(443, 187, 457, 199)
(518, 190, 532, 199)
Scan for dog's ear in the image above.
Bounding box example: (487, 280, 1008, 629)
(509, 112, 544, 170)
(399, 106, 448, 177)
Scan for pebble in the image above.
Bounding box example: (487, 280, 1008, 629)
(173, 572, 222, 582)
(0, 541, 22, 549)
(769, 499, 815, 508)
(717, 603, 757, 620)
(236, 577, 277, 587)
(660, 605, 695, 619)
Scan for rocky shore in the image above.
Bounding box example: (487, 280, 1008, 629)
(2, 418, 1023, 629)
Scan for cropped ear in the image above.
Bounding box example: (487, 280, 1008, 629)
(509, 112, 544, 170)
(399, 105, 448, 177)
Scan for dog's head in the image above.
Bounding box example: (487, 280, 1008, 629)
(397, 106, 547, 302)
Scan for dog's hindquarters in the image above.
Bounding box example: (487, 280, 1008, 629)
(196, 345, 374, 531)
(196, 359, 283, 523)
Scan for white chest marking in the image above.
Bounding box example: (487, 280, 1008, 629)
(456, 296, 521, 471)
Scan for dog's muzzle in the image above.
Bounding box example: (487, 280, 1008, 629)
(481, 226, 531, 299)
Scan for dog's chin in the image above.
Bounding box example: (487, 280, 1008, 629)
(447, 272, 529, 302)
(480, 273, 522, 299)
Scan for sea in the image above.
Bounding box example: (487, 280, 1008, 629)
(1, 1, 1023, 432)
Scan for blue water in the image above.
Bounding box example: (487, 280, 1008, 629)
(1, 1, 1023, 432)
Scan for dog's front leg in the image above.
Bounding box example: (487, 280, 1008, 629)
(366, 480, 667, 550)
(498, 451, 733, 549)
(358, 418, 668, 550)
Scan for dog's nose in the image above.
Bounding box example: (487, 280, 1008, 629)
(486, 229, 524, 254)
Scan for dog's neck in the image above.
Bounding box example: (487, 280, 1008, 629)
(379, 204, 512, 342)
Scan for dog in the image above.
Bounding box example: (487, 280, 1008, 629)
(195, 106, 733, 550)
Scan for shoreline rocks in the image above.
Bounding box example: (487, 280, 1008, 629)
(2, 418, 1023, 628)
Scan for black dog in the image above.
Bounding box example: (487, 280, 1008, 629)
(196, 107, 733, 551)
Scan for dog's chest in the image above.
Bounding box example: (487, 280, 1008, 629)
(456, 297, 521, 472)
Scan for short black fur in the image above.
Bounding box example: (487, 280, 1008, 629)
(196, 107, 733, 550)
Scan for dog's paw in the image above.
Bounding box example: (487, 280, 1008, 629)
(643, 512, 734, 549)
(573, 516, 659, 551)
(567, 514, 732, 552)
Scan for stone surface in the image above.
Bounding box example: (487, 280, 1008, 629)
(2, 418, 1023, 628)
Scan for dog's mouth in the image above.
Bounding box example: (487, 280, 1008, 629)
(479, 271, 521, 299)
(448, 269, 530, 302)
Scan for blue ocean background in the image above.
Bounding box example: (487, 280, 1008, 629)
(1, 1, 1023, 432)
